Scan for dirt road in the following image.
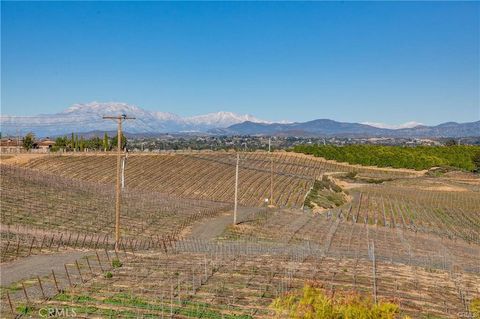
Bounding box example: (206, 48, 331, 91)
(1, 208, 261, 286)
(1, 250, 91, 286)
(187, 207, 262, 240)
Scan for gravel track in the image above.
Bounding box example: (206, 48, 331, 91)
(187, 207, 262, 240)
(1, 250, 91, 286)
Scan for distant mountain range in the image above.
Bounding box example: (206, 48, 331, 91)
(1, 102, 478, 138)
(0, 102, 269, 137)
(215, 119, 480, 138)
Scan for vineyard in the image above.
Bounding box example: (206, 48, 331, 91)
(19, 152, 417, 207)
(1, 151, 479, 318)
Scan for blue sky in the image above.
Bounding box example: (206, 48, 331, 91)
(1, 1, 479, 125)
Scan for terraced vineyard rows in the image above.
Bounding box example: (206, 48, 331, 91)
(221, 209, 480, 274)
(4, 240, 479, 319)
(341, 184, 480, 243)
(2, 152, 479, 318)
(21, 152, 419, 208)
(0, 165, 231, 260)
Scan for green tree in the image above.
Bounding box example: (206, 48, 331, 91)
(292, 144, 480, 171)
(103, 133, 109, 151)
(87, 136, 103, 151)
(79, 137, 85, 151)
(111, 133, 127, 150)
(22, 133, 35, 151)
(473, 152, 480, 173)
(445, 139, 458, 146)
(53, 136, 68, 152)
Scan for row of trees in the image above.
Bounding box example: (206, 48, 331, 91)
(53, 133, 127, 152)
(292, 144, 480, 172)
(20, 132, 127, 152)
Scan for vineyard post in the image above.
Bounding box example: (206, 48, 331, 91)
(52, 269, 60, 292)
(37, 276, 46, 299)
(6, 291, 14, 315)
(234, 153, 239, 225)
(270, 138, 274, 206)
(371, 241, 377, 305)
(170, 282, 173, 317)
(4, 239, 10, 258)
(15, 238, 20, 257)
(103, 114, 135, 251)
(64, 264, 73, 287)
(22, 282, 30, 304)
(75, 260, 84, 283)
(28, 237, 35, 255)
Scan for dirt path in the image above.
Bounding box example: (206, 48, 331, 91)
(0, 250, 91, 286)
(187, 207, 261, 240)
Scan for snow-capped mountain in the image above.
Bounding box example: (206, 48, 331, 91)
(360, 121, 424, 130)
(0, 102, 269, 137)
(151, 111, 183, 122)
(186, 111, 267, 125)
(184, 112, 268, 131)
(63, 102, 142, 115)
(3, 101, 475, 138)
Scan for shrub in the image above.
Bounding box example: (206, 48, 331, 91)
(112, 258, 123, 268)
(271, 283, 401, 319)
(16, 304, 32, 315)
(104, 271, 113, 279)
(304, 178, 347, 210)
(471, 297, 480, 319)
(345, 171, 358, 179)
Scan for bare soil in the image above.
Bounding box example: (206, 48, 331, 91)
(420, 185, 468, 192)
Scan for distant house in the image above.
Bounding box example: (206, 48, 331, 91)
(36, 138, 56, 152)
(0, 138, 23, 153)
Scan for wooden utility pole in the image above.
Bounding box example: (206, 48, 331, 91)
(102, 114, 135, 251)
(234, 153, 239, 225)
(269, 138, 273, 206)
